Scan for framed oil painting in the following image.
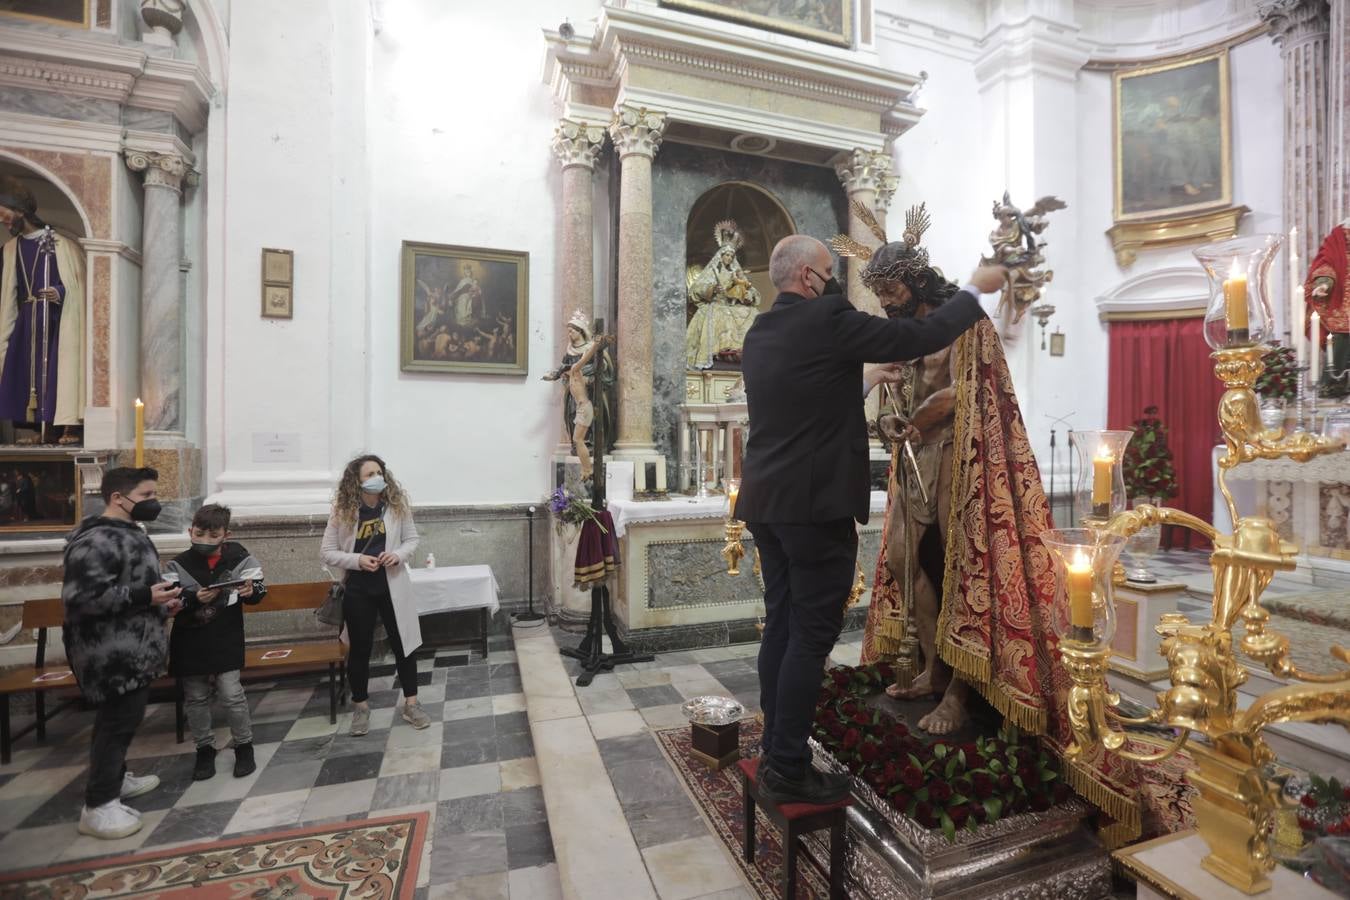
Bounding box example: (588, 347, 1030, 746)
(660, 0, 851, 47)
(0, 454, 80, 533)
(0, 0, 89, 27)
(400, 242, 528, 375)
(1114, 49, 1231, 223)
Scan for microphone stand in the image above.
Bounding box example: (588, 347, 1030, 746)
(513, 506, 545, 623)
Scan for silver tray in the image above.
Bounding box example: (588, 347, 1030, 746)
(681, 695, 744, 726)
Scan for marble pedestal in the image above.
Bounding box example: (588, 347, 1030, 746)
(1111, 581, 1183, 682)
(1117, 831, 1338, 899)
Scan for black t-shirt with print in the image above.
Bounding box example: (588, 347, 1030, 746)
(346, 502, 388, 596)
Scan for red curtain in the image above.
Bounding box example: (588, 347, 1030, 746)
(1107, 319, 1224, 544)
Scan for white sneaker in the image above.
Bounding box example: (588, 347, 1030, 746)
(115, 800, 142, 820)
(78, 801, 143, 839)
(120, 771, 160, 799)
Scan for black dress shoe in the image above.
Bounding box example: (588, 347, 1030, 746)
(192, 745, 217, 781)
(758, 763, 850, 805)
(233, 743, 256, 778)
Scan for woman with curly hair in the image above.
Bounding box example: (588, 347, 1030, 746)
(320, 454, 429, 735)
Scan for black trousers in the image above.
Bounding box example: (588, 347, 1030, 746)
(86, 685, 149, 807)
(344, 582, 418, 703)
(748, 519, 857, 780)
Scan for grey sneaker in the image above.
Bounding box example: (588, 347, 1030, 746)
(350, 706, 371, 737)
(400, 700, 431, 730)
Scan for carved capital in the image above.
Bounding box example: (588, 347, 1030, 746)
(835, 148, 892, 196)
(874, 174, 900, 213)
(552, 119, 606, 171)
(609, 104, 667, 160)
(1259, 0, 1330, 48)
(124, 149, 197, 193)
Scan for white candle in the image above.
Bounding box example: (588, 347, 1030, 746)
(634, 459, 646, 493)
(1311, 311, 1322, 385)
(1293, 286, 1306, 364)
(655, 457, 667, 492)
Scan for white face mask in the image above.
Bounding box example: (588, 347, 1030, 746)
(360, 475, 386, 495)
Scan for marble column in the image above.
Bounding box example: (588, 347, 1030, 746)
(1329, 0, 1349, 221)
(608, 103, 667, 459)
(1261, 0, 1331, 265)
(124, 149, 195, 434)
(834, 148, 891, 318)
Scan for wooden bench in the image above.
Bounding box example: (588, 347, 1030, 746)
(0, 583, 347, 763)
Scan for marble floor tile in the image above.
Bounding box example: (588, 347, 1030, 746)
(248, 759, 323, 796)
(442, 714, 496, 743)
(428, 829, 508, 882)
(525, 695, 583, 723)
(380, 745, 444, 777)
(371, 771, 441, 811)
(597, 733, 664, 767)
(627, 685, 687, 709)
(498, 756, 540, 792)
(302, 778, 378, 822)
(415, 682, 447, 705)
(494, 711, 529, 735)
(444, 696, 496, 721)
(283, 715, 339, 742)
(578, 689, 637, 715)
(54, 808, 172, 862)
(0, 791, 51, 832)
(673, 679, 734, 701)
(640, 704, 690, 731)
(176, 742, 281, 807)
(267, 735, 334, 766)
(386, 720, 446, 750)
(488, 649, 518, 665)
(223, 787, 309, 834)
(441, 735, 500, 769)
(618, 669, 675, 689)
(315, 750, 384, 787)
(0, 763, 83, 801)
(428, 870, 509, 900)
(624, 796, 711, 849)
(587, 709, 649, 741)
(0, 822, 74, 870)
(507, 862, 564, 900)
(496, 731, 535, 762)
(143, 798, 241, 846)
(607, 759, 687, 808)
(640, 835, 745, 900)
(492, 693, 526, 715)
(687, 889, 754, 900)
(505, 820, 554, 869)
(500, 785, 547, 827)
(436, 792, 504, 836)
(441, 761, 502, 800)
(663, 664, 718, 684)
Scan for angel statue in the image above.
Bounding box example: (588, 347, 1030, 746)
(543, 311, 615, 483)
(685, 220, 762, 369)
(980, 192, 1066, 322)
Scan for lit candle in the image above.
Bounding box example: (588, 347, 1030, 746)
(134, 398, 145, 466)
(1066, 548, 1095, 641)
(1223, 257, 1249, 341)
(1091, 446, 1113, 519)
(1312, 311, 1322, 386)
(727, 478, 740, 520)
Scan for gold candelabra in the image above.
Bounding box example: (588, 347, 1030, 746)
(722, 518, 747, 576)
(1056, 344, 1346, 893)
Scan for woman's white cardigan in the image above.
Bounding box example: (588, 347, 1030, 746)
(320, 504, 422, 654)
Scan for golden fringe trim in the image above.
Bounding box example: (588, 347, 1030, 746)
(1062, 757, 1142, 849)
(939, 638, 1048, 734)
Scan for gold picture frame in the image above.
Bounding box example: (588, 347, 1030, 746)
(0, 453, 83, 534)
(660, 0, 851, 47)
(1113, 49, 1232, 225)
(400, 241, 529, 376)
(0, 0, 90, 28)
(261, 284, 293, 319)
(261, 248, 293, 284)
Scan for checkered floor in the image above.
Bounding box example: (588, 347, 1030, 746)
(0, 627, 559, 898)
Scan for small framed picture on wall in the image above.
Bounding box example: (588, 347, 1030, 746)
(262, 284, 293, 319)
(260, 248, 294, 320)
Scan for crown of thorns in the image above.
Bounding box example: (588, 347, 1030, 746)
(830, 201, 934, 290)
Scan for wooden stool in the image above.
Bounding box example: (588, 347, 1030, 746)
(738, 758, 850, 899)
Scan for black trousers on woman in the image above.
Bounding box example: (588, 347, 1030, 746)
(344, 582, 419, 702)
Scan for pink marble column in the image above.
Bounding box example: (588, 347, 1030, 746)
(608, 104, 667, 458)
(834, 148, 892, 318)
(1262, 0, 1331, 263)
(551, 120, 605, 362)
(1329, 0, 1349, 221)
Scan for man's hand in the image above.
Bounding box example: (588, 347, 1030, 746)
(358, 555, 382, 572)
(377, 551, 401, 568)
(35, 287, 60, 302)
(868, 362, 906, 385)
(238, 581, 254, 599)
(969, 266, 1008, 294)
(150, 581, 182, 607)
(879, 414, 919, 444)
(197, 587, 220, 604)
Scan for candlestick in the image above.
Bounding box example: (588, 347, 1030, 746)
(1066, 548, 1095, 642)
(1223, 257, 1249, 342)
(1293, 286, 1306, 365)
(727, 477, 740, 520)
(1091, 447, 1113, 519)
(134, 398, 145, 467)
(1312, 311, 1322, 388)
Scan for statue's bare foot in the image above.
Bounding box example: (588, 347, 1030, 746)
(886, 670, 938, 700)
(917, 693, 967, 736)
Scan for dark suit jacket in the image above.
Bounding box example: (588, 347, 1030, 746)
(736, 290, 985, 525)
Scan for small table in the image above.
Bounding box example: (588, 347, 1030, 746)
(408, 565, 501, 658)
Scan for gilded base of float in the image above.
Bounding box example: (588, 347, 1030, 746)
(1115, 831, 1339, 899)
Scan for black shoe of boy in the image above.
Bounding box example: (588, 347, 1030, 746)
(233, 743, 256, 778)
(192, 745, 217, 781)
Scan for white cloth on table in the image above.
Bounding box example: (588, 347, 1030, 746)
(607, 491, 888, 538)
(408, 565, 501, 617)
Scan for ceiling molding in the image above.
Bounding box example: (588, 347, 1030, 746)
(1082, 22, 1271, 70)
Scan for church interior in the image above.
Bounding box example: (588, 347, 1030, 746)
(2, 0, 1350, 897)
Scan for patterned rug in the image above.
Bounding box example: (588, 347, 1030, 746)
(0, 813, 427, 899)
(1244, 592, 1350, 677)
(654, 720, 834, 900)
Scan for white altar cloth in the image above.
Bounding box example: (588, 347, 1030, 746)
(607, 490, 889, 538)
(408, 565, 500, 617)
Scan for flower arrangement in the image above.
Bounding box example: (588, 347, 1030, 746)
(1297, 775, 1350, 837)
(1121, 406, 1178, 500)
(813, 663, 1067, 841)
(1256, 345, 1298, 404)
(546, 486, 606, 534)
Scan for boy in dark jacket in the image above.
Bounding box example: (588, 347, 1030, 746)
(62, 466, 181, 840)
(167, 503, 267, 780)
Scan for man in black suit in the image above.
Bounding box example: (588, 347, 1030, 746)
(737, 234, 1005, 804)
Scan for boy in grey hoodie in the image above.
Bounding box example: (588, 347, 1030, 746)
(62, 466, 182, 839)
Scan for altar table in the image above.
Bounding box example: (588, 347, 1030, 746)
(409, 565, 500, 657)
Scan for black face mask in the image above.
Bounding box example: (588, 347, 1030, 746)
(123, 498, 162, 522)
(807, 267, 842, 297)
(191, 541, 222, 556)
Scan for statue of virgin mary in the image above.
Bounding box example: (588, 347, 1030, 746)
(685, 220, 761, 369)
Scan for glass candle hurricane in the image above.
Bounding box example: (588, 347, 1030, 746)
(1070, 430, 1133, 524)
(1040, 528, 1128, 647)
(1193, 234, 1282, 350)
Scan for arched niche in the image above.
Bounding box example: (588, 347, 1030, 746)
(0, 157, 90, 240)
(685, 181, 797, 309)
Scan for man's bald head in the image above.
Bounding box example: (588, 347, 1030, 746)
(769, 235, 833, 298)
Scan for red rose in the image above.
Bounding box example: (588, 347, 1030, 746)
(841, 701, 859, 717)
(882, 733, 904, 754)
(827, 722, 846, 741)
(958, 742, 980, 758)
(852, 712, 871, 726)
(1298, 815, 1316, 831)
(818, 708, 838, 726)
(877, 662, 895, 682)
(930, 781, 953, 803)
(832, 671, 851, 687)
(1342, 786, 1350, 801)
(901, 764, 924, 791)
(971, 772, 994, 799)
(860, 742, 881, 764)
(843, 728, 861, 750)
(949, 804, 971, 828)
(913, 800, 936, 828)
(883, 760, 900, 782)
(1030, 792, 1052, 812)
(1302, 794, 1318, 809)
(953, 777, 973, 797)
